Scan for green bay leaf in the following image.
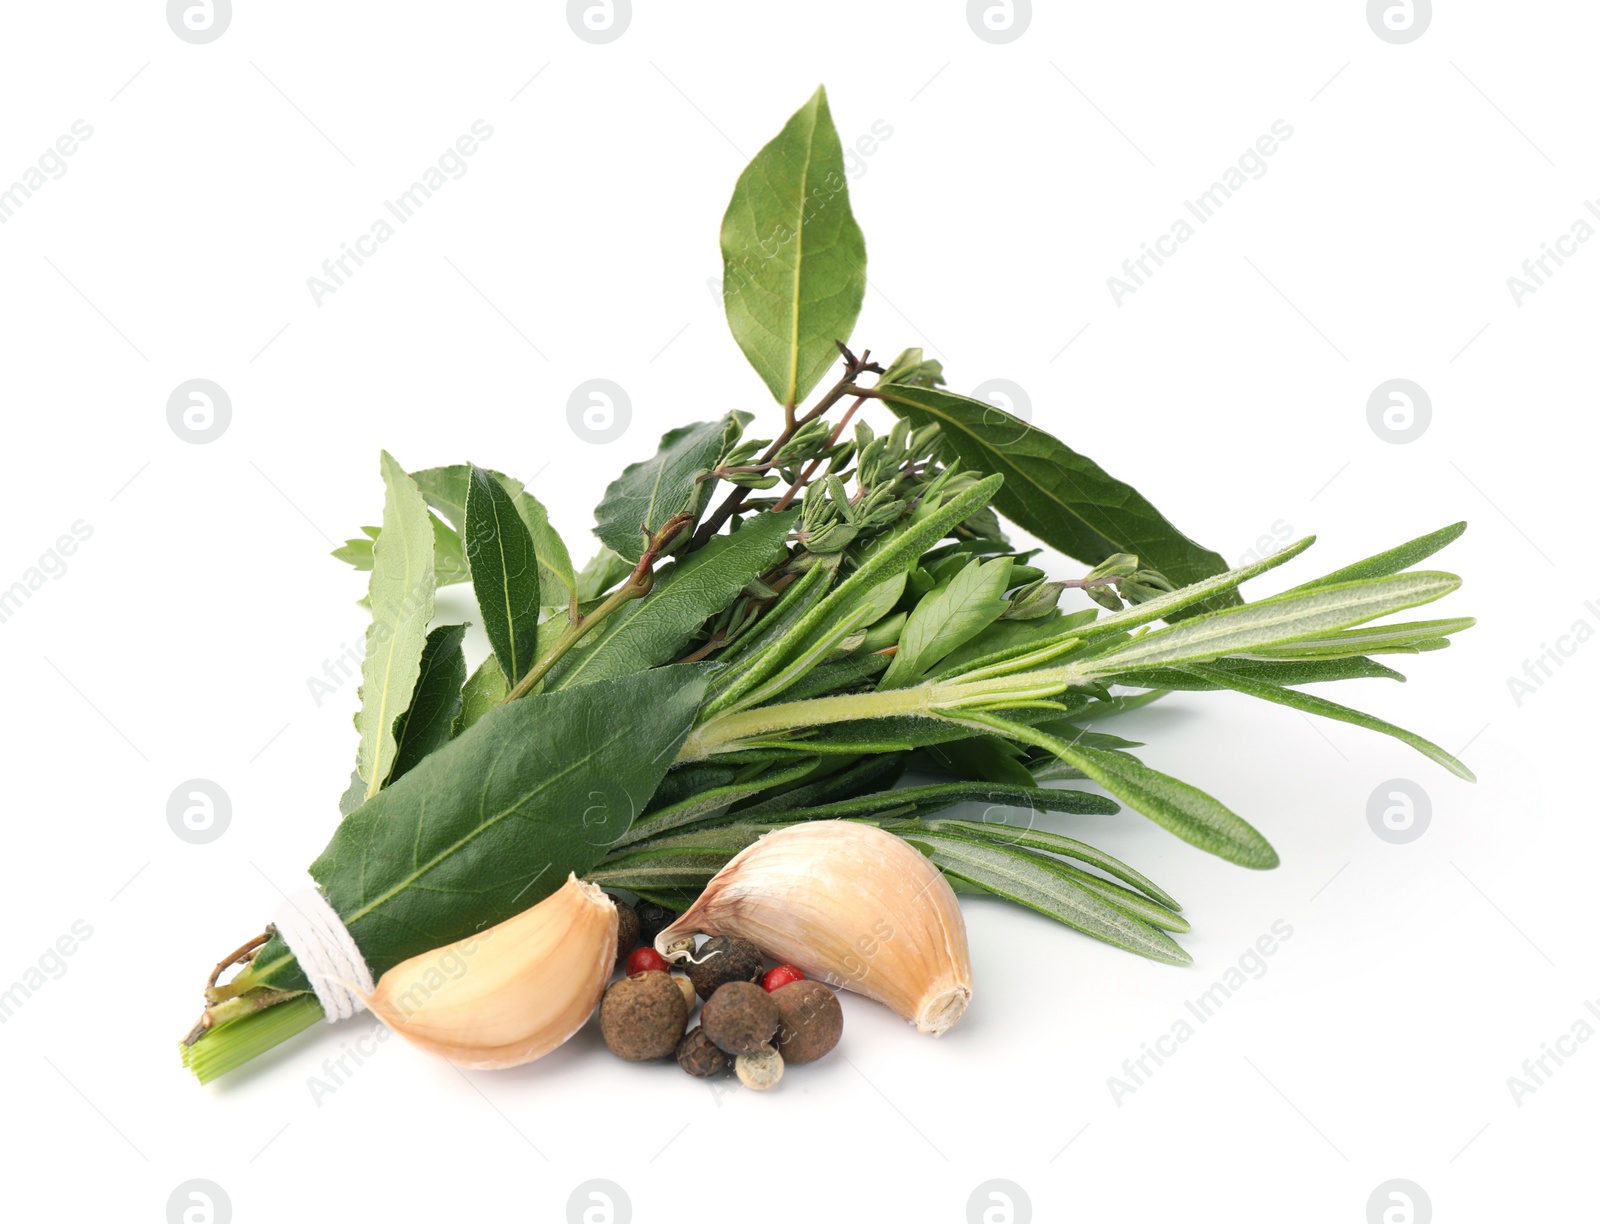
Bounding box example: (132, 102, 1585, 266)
(464, 463, 542, 683)
(875, 384, 1233, 600)
(451, 653, 508, 737)
(593, 417, 736, 563)
(411, 465, 576, 604)
(721, 85, 867, 407)
(388, 623, 468, 783)
(550, 509, 797, 691)
(253, 664, 714, 992)
(355, 451, 436, 801)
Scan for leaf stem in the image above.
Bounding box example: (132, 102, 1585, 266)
(503, 511, 693, 702)
(773, 394, 867, 512)
(689, 345, 882, 551)
(678, 667, 1077, 760)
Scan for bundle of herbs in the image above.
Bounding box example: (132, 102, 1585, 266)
(181, 87, 1473, 1083)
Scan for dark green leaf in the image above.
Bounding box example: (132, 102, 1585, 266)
(706, 475, 1004, 715)
(918, 735, 1037, 787)
(1069, 538, 1317, 644)
(451, 653, 508, 737)
(615, 758, 819, 847)
(964, 713, 1279, 869)
(735, 753, 907, 816)
(759, 780, 1119, 822)
(389, 624, 468, 782)
(1176, 664, 1475, 781)
(749, 700, 1094, 757)
(900, 831, 1191, 965)
(716, 555, 840, 668)
(464, 463, 542, 684)
(577, 547, 635, 602)
(917, 818, 1179, 909)
(548, 509, 797, 691)
(934, 609, 1098, 676)
(250, 665, 714, 992)
(775, 649, 891, 703)
(1284, 522, 1467, 594)
(1244, 617, 1475, 659)
(1087, 572, 1462, 674)
(410, 466, 574, 602)
(721, 85, 866, 407)
(509, 488, 575, 606)
(593, 417, 735, 562)
(1111, 656, 1407, 690)
(882, 556, 1014, 687)
(876, 384, 1232, 597)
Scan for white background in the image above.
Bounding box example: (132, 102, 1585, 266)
(1, 3, 1592, 1222)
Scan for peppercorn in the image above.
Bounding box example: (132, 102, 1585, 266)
(599, 971, 688, 1061)
(675, 1025, 728, 1078)
(700, 980, 780, 1055)
(684, 934, 764, 1001)
(671, 975, 696, 1012)
(770, 979, 843, 1064)
(608, 893, 641, 964)
(634, 899, 677, 944)
(735, 1046, 784, 1090)
(626, 947, 669, 975)
(761, 965, 805, 992)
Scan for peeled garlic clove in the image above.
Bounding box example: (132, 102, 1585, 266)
(365, 873, 617, 1070)
(655, 821, 972, 1036)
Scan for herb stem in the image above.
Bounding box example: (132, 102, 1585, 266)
(689, 348, 879, 551)
(677, 666, 1079, 760)
(181, 993, 325, 1085)
(773, 394, 867, 513)
(504, 511, 693, 702)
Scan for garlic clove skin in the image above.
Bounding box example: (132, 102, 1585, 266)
(364, 873, 617, 1070)
(655, 821, 972, 1036)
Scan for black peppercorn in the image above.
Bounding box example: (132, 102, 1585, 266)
(675, 1025, 728, 1078)
(684, 935, 764, 1001)
(634, 899, 678, 944)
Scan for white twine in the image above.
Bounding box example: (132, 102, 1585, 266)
(273, 887, 374, 1022)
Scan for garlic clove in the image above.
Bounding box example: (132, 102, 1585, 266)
(655, 821, 972, 1035)
(364, 873, 617, 1070)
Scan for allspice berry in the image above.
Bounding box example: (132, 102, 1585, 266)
(599, 971, 687, 1061)
(700, 980, 780, 1055)
(634, 899, 677, 944)
(770, 980, 843, 1064)
(684, 935, 764, 1001)
(608, 894, 641, 964)
(675, 1025, 728, 1078)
